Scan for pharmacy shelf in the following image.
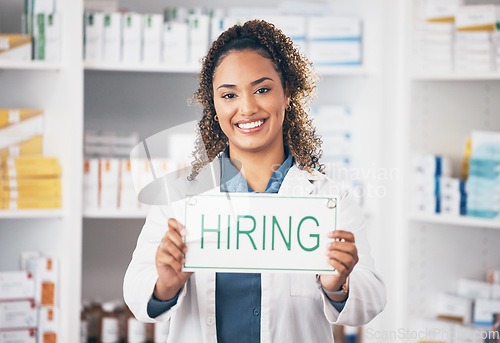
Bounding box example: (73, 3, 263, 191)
(411, 72, 500, 81)
(0, 60, 62, 71)
(0, 209, 65, 219)
(83, 209, 148, 219)
(84, 62, 201, 73)
(409, 212, 500, 230)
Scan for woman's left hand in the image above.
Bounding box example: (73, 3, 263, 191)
(319, 230, 359, 301)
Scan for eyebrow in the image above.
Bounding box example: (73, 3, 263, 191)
(216, 77, 275, 90)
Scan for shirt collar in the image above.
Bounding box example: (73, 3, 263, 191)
(220, 146, 294, 193)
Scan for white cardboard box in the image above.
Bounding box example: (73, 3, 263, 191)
(142, 14, 163, 64)
(188, 14, 210, 65)
(25, 257, 58, 307)
(122, 12, 142, 63)
(0, 272, 35, 301)
(457, 279, 491, 299)
(162, 21, 188, 64)
(84, 12, 104, 62)
(0, 300, 37, 329)
(434, 293, 472, 324)
(0, 329, 37, 343)
(84, 159, 99, 210)
(99, 158, 120, 209)
(473, 298, 500, 326)
(37, 307, 58, 343)
(103, 12, 122, 63)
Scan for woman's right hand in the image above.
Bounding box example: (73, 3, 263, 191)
(154, 218, 193, 301)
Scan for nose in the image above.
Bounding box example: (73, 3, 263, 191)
(239, 92, 258, 116)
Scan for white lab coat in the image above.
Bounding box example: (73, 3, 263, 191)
(123, 159, 386, 343)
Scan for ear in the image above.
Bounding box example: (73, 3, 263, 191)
(284, 83, 291, 106)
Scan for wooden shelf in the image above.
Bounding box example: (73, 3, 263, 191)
(409, 212, 500, 229)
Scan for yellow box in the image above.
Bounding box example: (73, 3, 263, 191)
(0, 109, 43, 129)
(0, 34, 32, 61)
(2, 187, 61, 200)
(3, 198, 62, 210)
(0, 135, 43, 164)
(3, 156, 61, 178)
(4, 177, 61, 190)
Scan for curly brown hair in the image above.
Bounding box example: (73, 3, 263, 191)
(188, 19, 324, 180)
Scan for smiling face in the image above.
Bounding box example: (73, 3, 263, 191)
(212, 49, 290, 157)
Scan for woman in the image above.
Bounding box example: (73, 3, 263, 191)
(124, 20, 386, 343)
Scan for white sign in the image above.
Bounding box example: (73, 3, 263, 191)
(183, 194, 338, 274)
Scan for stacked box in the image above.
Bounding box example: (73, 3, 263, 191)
(142, 14, 163, 64)
(162, 8, 189, 65)
(1, 156, 62, 210)
(0, 109, 43, 161)
(306, 16, 362, 66)
(122, 13, 142, 63)
(188, 12, 210, 65)
(0, 35, 32, 61)
(454, 5, 499, 72)
(84, 130, 139, 158)
(103, 12, 122, 63)
(33, 13, 61, 62)
(438, 176, 466, 216)
(414, 22, 454, 73)
(0, 271, 37, 341)
(84, 12, 105, 62)
(465, 131, 500, 219)
(23, 255, 60, 343)
(312, 105, 352, 172)
(413, 155, 453, 214)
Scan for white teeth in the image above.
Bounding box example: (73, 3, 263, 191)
(238, 120, 264, 129)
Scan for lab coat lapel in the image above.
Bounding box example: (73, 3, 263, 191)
(279, 164, 316, 196)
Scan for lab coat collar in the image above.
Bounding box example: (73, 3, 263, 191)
(183, 158, 318, 196)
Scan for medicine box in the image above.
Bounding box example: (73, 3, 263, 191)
(122, 12, 142, 63)
(473, 298, 500, 326)
(434, 292, 472, 324)
(25, 257, 59, 307)
(37, 307, 58, 343)
(0, 35, 32, 61)
(0, 113, 43, 151)
(83, 159, 99, 210)
(99, 158, 120, 209)
(142, 14, 163, 64)
(188, 13, 210, 65)
(455, 5, 500, 32)
(0, 329, 36, 343)
(457, 278, 491, 299)
(0, 271, 35, 301)
(84, 12, 104, 62)
(103, 12, 122, 63)
(162, 21, 188, 65)
(0, 300, 37, 329)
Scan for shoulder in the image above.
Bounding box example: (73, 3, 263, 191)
(288, 164, 351, 200)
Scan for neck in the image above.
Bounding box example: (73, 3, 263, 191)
(228, 144, 286, 192)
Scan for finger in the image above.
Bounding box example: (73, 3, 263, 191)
(327, 230, 355, 243)
(327, 257, 348, 275)
(326, 250, 357, 271)
(327, 240, 358, 256)
(165, 228, 186, 251)
(157, 252, 184, 272)
(168, 218, 187, 236)
(165, 241, 186, 262)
